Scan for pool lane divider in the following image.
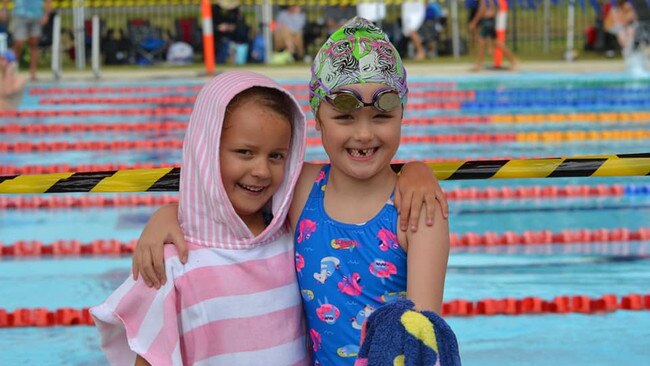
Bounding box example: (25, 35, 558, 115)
(36, 90, 477, 105)
(2, 111, 649, 125)
(3, 183, 650, 210)
(0, 107, 192, 118)
(2, 293, 649, 328)
(2, 154, 649, 194)
(1, 228, 648, 257)
(25, 81, 458, 96)
(4, 130, 650, 153)
(5, 122, 650, 140)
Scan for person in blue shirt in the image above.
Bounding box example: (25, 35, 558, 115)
(0, 0, 51, 81)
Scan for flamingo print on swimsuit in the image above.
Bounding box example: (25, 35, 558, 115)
(297, 218, 317, 243)
(377, 228, 399, 251)
(337, 272, 363, 296)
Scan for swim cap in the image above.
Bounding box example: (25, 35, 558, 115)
(309, 16, 408, 116)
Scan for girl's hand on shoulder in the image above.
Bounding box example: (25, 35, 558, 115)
(132, 204, 185, 289)
(394, 161, 448, 232)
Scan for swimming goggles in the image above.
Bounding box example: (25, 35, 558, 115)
(324, 87, 401, 113)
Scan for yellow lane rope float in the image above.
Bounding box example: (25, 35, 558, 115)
(1, 153, 648, 194)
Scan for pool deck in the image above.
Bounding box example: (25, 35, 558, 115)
(38, 59, 629, 82)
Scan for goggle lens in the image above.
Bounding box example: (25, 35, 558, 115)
(326, 88, 401, 113)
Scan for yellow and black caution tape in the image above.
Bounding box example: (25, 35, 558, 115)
(1, 154, 648, 194)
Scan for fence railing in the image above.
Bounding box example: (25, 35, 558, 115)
(1, 0, 603, 75)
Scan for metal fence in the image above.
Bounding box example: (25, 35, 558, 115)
(3, 0, 604, 71)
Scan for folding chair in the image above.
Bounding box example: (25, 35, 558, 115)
(127, 18, 166, 65)
(175, 17, 202, 53)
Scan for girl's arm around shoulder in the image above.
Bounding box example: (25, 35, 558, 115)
(288, 162, 323, 231)
(402, 205, 450, 313)
(132, 203, 184, 289)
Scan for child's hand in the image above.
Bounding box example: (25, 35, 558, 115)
(132, 204, 186, 289)
(394, 162, 449, 232)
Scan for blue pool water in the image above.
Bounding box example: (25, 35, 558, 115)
(1, 72, 649, 365)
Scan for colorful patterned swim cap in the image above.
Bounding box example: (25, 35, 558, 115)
(309, 16, 408, 116)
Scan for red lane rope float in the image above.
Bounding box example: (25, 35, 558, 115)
(1, 239, 136, 256)
(2, 228, 648, 257)
(440, 293, 650, 317)
(0, 133, 517, 153)
(32, 99, 461, 112)
(0, 134, 518, 153)
(0, 107, 192, 118)
(444, 183, 626, 200)
(29, 85, 204, 95)
(2, 293, 649, 328)
(0, 156, 546, 175)
(0, 162, 180, 175)
(37, 90, 476, 105)
(0, 121, 188, 134)
(0, 116, 492, 135)
(26, 81, 458, 96)
(40, 96, 198, 105)
(0, 184, 628, 210)
(449, 228, 650, 246)
(0, 194, 179, 209)
(0, 307, 95, 327)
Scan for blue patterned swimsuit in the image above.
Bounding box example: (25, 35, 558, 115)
(294, 165, 407, 365)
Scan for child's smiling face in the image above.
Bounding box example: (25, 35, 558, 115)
(316, 82, 402, 181)
(220, 99, 292, 228)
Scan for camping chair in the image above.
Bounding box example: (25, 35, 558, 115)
(127, 18, 166, 65)
(174, 17, 202, 53)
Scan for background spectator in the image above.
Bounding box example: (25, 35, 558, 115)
(401, 0, 427, 60)
(0, 0, 52, 81)
(211, 0, 249, 64)
(273, 5, 306, 62)
(469, 0, 517, 71)
(324, 4, 356, 35)
(357, 1, 386, 24)
(605, 0, 637, 54)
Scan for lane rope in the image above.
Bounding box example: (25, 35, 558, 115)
(3, 183, 648, 210)
(3, 130, 650, 153)
(2, 228, 648, 257)
(2, 293, 649, 328)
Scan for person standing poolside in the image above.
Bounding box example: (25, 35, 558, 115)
(606, 0, 637, 54)
(0, 0, 51, 81)
(468, 0, 517, 71)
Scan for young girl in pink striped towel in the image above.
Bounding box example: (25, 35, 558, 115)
(90, 71, 309, 365)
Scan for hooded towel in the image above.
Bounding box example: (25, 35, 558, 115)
(91, 71, 308, 366)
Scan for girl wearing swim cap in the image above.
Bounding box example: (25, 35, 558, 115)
(292, 17, 450, 365)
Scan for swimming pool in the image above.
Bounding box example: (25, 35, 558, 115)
(1, 72, 649, 365)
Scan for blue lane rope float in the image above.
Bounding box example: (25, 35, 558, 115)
(1, 153, 648, 194)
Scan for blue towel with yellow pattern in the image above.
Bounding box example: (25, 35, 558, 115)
(354, 299, 461, 366)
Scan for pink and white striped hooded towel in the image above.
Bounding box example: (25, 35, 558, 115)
(91, 71, 308, 366)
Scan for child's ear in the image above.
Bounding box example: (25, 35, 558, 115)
(314, 115, 322, 131)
